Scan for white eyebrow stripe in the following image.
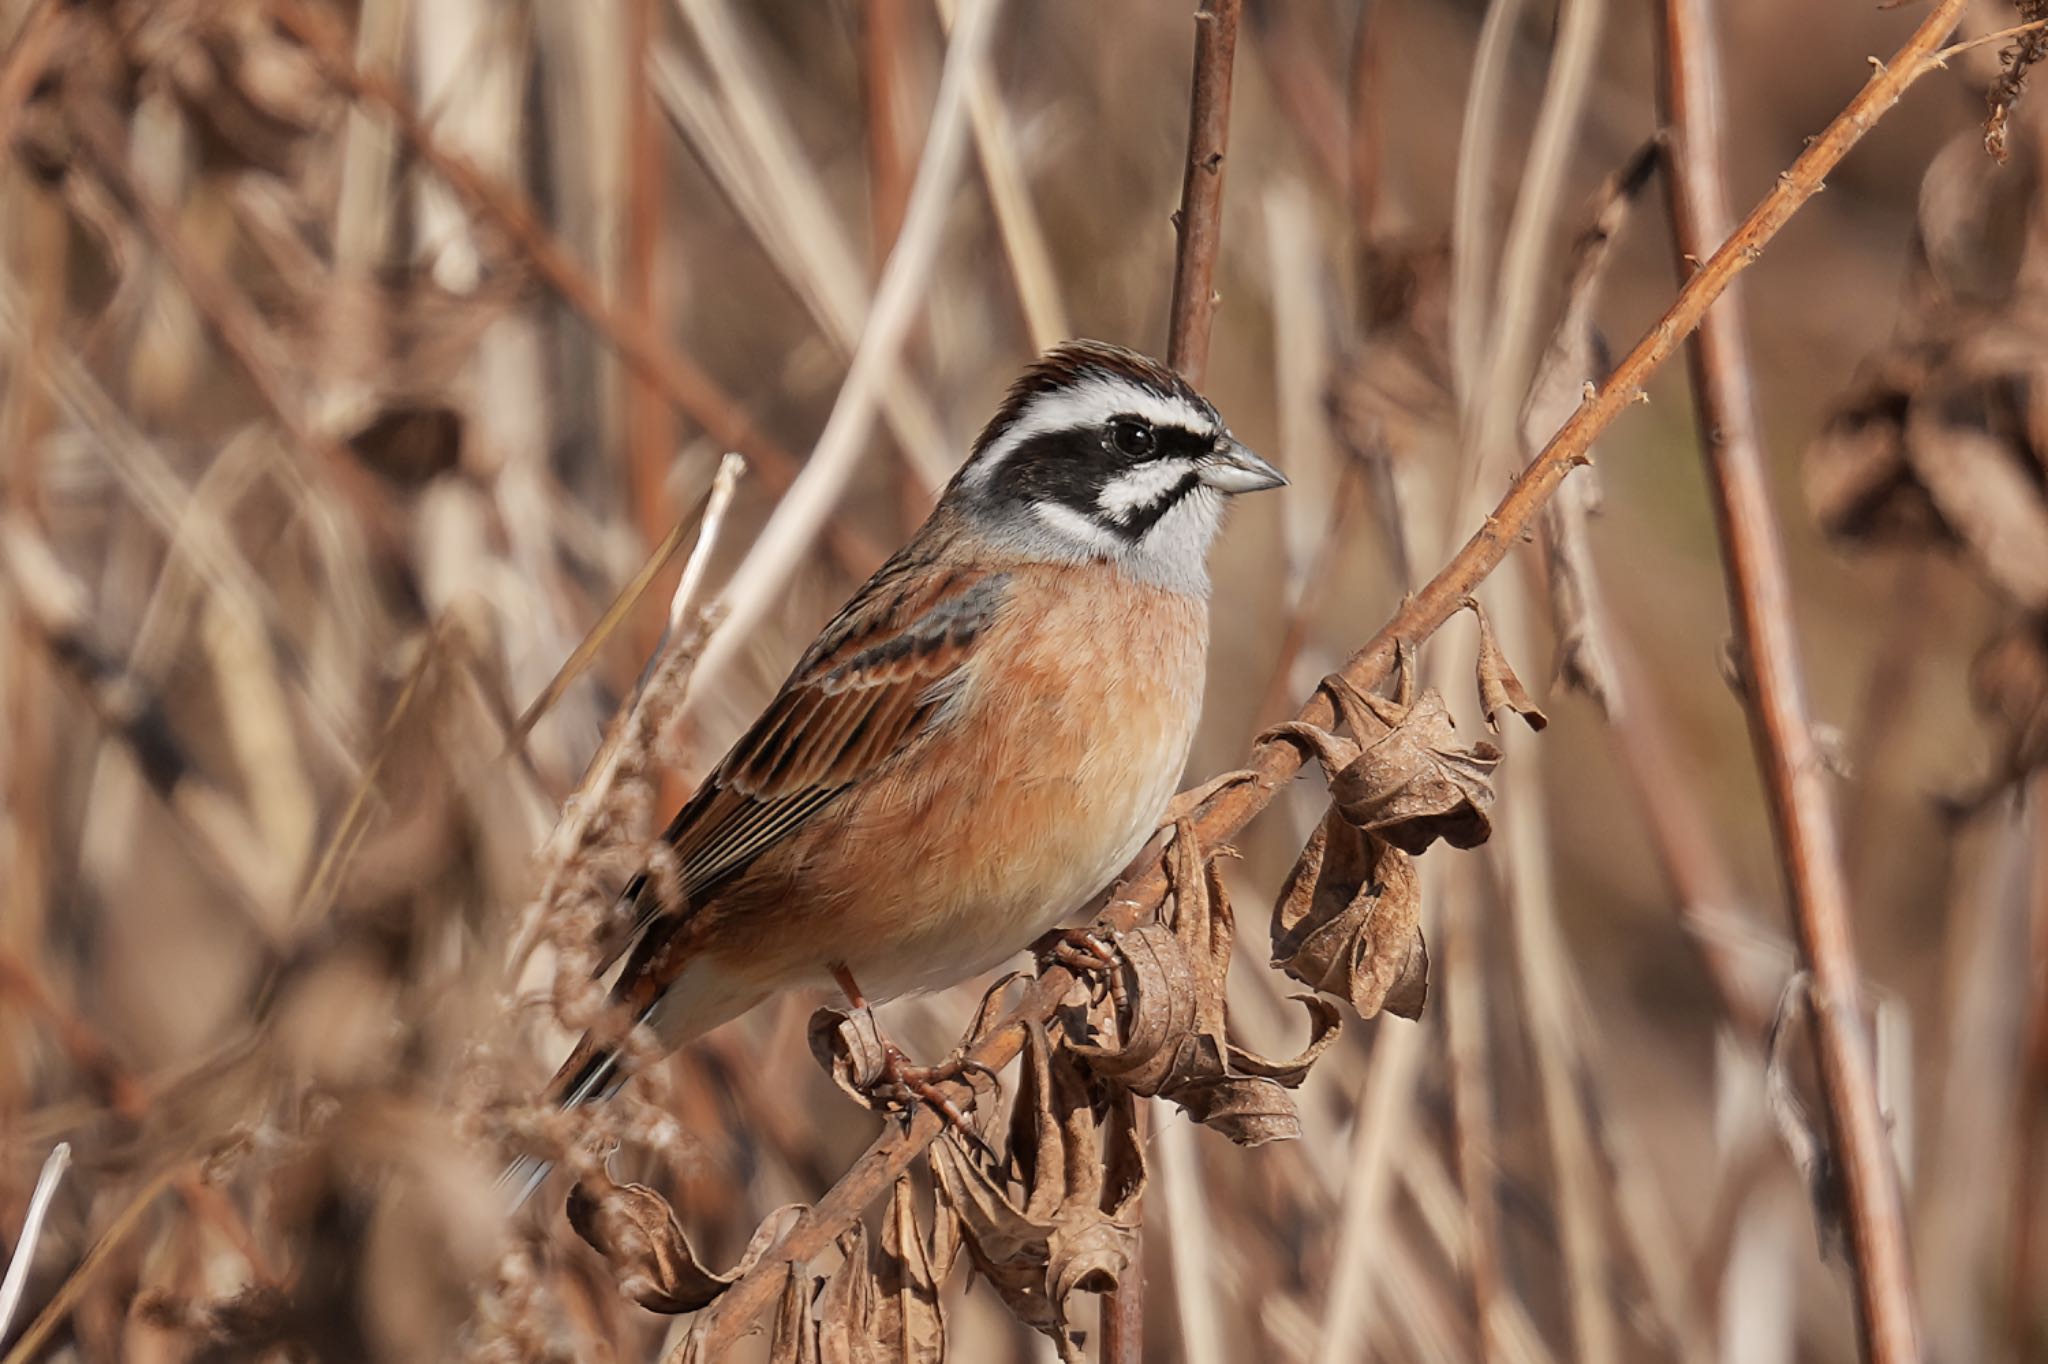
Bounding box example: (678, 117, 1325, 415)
(1098, 458, 1196, 518)
(965, 376, 1214, 487)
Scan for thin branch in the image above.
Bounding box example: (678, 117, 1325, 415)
(1657, 0, 1923, 1358)
(1166, 0, 1242, 384)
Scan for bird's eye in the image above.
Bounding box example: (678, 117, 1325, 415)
(1109, 417, 1155, 458)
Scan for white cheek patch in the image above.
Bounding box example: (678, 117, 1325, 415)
(1098, 458, 1196, 520)
(969, 377, 1214, 487)
(1031, 500, 1128, 557)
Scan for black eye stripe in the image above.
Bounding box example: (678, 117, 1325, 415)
(978, 424, 1209, 542)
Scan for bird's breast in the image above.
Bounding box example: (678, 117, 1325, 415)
(743, 567, 1209, 998)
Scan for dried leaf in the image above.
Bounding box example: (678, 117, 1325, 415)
(1269, 654, 1501, 856)
(1903, 402, 2048, 611)
(772, 1266, 822, 1364)
(928, 1025, 1146, 1362)
(808, 1005, 893, 1109)
(814, 1178, 947, 1364)
(567, 1161, 790, 1314)
(1272, 811, 1427, 1020)
(1987, 1, 2048, 162)
(1067, 823, 1332, 1144)
(1465, 598, 1549, 732)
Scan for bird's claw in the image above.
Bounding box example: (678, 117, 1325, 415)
(1032, 926, 1119, 975)
(869, 1045, 994, 1152)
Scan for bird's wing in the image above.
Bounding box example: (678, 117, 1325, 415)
(633, 560, 1011, 936)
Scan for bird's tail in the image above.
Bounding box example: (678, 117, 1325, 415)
(496, 1032, 635, 1213)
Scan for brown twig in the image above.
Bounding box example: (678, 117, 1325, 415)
(1111, 5, 1243, 1354)
(264, 0, 882, 575)
(1657, 0, 1923, 1358)
(683, 2, 1972, 1349)
(1166, 0, 1242, 385)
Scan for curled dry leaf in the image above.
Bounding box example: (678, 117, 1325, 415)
(812, 1176, 947, 1364)
(808, 1005, 894, 1110)
(1272, 809, 1428, 1020)
(928, 1023, 1145, 1362)
(1464, 597, 1549, 732)
(567, 1158, 799, 1314)
(1265, 645, 1502, 855)
(1069, 820, 1341, 1145)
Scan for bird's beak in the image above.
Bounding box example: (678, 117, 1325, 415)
(1197, 436, 1288, 493)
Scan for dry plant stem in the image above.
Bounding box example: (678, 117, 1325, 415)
(507, 454, 745, 971)
(1605, 641, 1776, 1038)
(685, 4, 1969, 1347)
(862, 0, 910, 266)
(680, 0, 997, 714)
(0, 1141, 68, 1341)
(934, 0, 1071, 350)
(0, 1164, 178, 1364)
(1166, 0, 1241, 385)
(1443, 860, 1505, 1364)
(1658, 0, 1922, 1358)
(264, 0, 879, 576)
(1347, 0, 1385, 233)
(1113, 6, 1243, 1354)
(624, 0, 677, 670)
(2012, 783, 2048, 1353)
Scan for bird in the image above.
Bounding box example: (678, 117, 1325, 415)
(506, 339, 1284, 1207)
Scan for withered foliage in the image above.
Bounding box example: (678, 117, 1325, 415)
(1261, 643, 1514, 1020)
(1806, 113, 2048, 800)
(1988, 0, 2048, 163)
(1069, 820, 1343, 1144)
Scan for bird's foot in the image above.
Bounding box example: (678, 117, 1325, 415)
(1031, 926, 1119, 975)
(869, 1043, 1000, 1142)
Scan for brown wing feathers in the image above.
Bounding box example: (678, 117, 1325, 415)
(619, 564, 1009, 946)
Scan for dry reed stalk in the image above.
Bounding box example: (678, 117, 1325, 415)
(624, 0, 678, 672)
(265, 0, 884, 575)
(664, 0, 953, 493)
(934, 0, 1071, 352)
(683, 5, 1980, 1348)
(1441, 856, 1506, 1364)
(862, 0, 911, 268)
(1658, 0, 1923, 1356)
(0, 1142, 67, 1340)
(2014, 782, 2048, 1353)
(676, 0, 996, 724)
(1446, 0, 1526, 405)
(1446, 0, 1619, 1353)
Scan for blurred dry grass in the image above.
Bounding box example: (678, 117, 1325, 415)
(0, 0, 2044, 1360)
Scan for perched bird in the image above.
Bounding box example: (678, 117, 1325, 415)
(509, 340, 1283, 1204)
